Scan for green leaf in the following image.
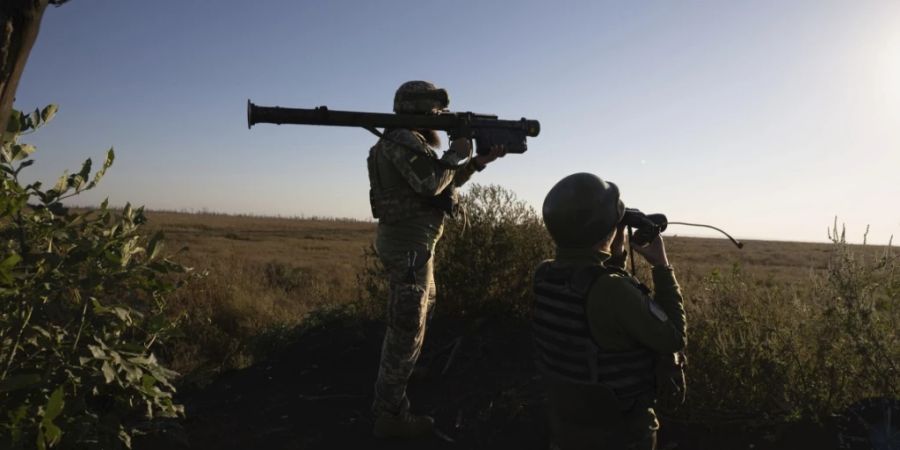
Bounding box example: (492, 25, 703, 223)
(111, 306, 133, 324)
(123, 364, 143, 383)
(87, 148, 114, 189)
(29, 109, 41, 128)
(6, 109, 22, 133)
(44, 386, 65, 421)
(53, 171, 68, 194)
(18, 111, 33, 133)
(1, 253, 21, 269)
(11, 144, 36, 162)
(129, 354, 157, 366)
(118, 428, 132, 449)
(31, 325, 52, 339)
(76, 158, 92, 189)
(0, 144, 11, 162)
(15, 159, 35, 172)
(147, 231, 165, 260)
(87, 343, 107, 359)
(0, 253, 22, 285)
(37, 386, 65, 449)
(41, 104, 59, 123)
(101, 361, 116, 383)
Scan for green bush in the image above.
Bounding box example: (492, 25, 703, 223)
(436, 184, 553, 317)
(0, 107, 185, 449)
(681, 223, 898, 424)
(358, 184, 553, 319)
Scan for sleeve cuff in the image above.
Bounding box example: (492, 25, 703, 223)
(651, 265, 677, 288)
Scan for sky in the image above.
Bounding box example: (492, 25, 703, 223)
(14, 0, 900, 244)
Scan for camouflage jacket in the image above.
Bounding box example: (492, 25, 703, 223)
(368, 129, 477, 250)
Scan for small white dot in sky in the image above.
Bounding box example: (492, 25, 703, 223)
(640, 159, 647, 165)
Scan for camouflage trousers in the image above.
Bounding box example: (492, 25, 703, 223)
(371, 245, 436, 416)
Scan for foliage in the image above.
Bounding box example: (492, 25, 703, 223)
(356, 185, 897, 426)
(0, 107, 186, 449)
(680, 222, 898, 425)
(358, 184, 553, 319)
(436, 184, 553, 317)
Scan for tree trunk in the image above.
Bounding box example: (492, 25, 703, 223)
(0, 0, 51, 132)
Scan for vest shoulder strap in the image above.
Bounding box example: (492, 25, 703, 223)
(535, 261, 617, 297)
(570, 265, 611, 296)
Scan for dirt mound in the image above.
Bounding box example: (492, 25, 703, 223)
(135, 316, 838, 450)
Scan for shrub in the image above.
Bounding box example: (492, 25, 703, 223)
(680, 223, 898, 424)
(358, 184, 553, 319)
(436, 184, 553, 317)
(0, 107, 185, 449)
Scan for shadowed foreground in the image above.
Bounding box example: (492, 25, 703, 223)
(136, 317, 839, 450)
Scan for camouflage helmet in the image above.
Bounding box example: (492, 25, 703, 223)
(393, 80, 450, 114)
(542, 173, 625, 248)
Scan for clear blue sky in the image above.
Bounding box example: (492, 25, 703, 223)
(15, 0, 900, 244)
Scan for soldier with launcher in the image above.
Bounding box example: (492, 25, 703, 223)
(368, 80, 506, 439)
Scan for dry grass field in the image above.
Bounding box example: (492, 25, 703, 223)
(141, 209, 889, 375)
(146, 209, 849, 299)
(144, 211, 375, 301)
(132, 208, 897, 449)
(146, 210, 843, 285)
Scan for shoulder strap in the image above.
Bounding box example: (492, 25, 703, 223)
(601, 264, 652, 296)
(570, 265, 616, 297)
(534, 260, 556, 282)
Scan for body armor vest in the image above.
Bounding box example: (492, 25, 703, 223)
(367, 133, 444, 224)
(532, 262, 656, 404)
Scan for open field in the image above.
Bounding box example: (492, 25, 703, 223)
(147, 210, 836, 281)
(145, 209, 865, 294)
(141, 209, 892, 374)
(130, 209, 897, 450)
(145, 211, 375, 302)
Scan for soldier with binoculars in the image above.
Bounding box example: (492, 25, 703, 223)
(534, 173, 688, 450)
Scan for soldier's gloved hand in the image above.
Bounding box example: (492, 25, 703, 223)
(442, 137, 473, 167)
(473, 144, 507, 170)
(632, 235, 669, 268)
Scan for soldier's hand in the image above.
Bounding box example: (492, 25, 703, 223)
(632, 235, 669, 268)
(449, 138, 473, 159)
(474, 144, 507, 167)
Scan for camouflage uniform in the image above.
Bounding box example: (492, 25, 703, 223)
(369, 81, 478, 418)
(535, 173, 687, 450)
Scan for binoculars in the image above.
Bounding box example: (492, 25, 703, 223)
(622, 208, 668, 246)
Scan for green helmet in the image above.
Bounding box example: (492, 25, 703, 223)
(542, 173, 625, 248)
(393, 80, 450, 114)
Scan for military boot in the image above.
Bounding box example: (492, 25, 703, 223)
(373, 411, 434, 439)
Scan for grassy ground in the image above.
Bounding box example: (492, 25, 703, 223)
(131, 209, 896, 450)
(142, 209, 881, 377)
(142, 211, 377, 376)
